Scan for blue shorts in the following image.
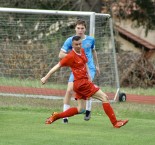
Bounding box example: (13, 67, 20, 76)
(68, 68, 96, 82)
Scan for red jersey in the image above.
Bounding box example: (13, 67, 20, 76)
(60, 48, 89, 81)
(60, 48, 100, 100)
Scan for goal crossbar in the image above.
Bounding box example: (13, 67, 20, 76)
(0, 7, 110, 17)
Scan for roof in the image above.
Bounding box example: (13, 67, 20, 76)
(115, 25, 155, 50)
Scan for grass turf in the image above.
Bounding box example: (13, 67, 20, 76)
(0, 96, 155, 145)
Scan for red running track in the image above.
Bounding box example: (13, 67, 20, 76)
(0, 85, 155, 104)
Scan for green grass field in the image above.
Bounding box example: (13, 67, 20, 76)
(0, 96, 155, 145)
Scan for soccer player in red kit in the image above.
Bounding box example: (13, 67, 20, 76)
(41, 36, 128, 128)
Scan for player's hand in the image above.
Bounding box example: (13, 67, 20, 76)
(41, 77, 47, 85)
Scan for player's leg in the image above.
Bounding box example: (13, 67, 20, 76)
(77, 99, 86, 114)
(63, 82, 73, 123)
(84, 98, 92, 120)
(84, 68, 96, 121)
(63, 73, 74, 123)
(45, 99, 85, 124)
(92, 89, 128, 128)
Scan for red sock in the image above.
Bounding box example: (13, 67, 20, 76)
(102, 103, 117, 125)
(58, 107, 78, 119)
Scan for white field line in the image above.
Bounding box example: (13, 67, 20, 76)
(0, 92, 115, 103)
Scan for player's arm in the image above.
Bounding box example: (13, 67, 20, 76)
(58, 37, 72, 59)
(41, 53, 73, 84)
(86, 64, 92, 81)
(92, 49, 100, 76)
(58, 50, 67, 59)
(41, 63, 61, 84)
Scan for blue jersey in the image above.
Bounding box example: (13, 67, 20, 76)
(61, 35, 96, 82)
(61, 35, 96, 70)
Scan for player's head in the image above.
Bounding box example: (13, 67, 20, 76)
(72, 36, 82, 53)
(75, 19, 87, 28)
(75, 19, 86, 37)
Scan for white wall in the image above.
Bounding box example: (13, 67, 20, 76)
(116, 20, 155, 45)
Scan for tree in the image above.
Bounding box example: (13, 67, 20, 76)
(131, 0, 155, 36)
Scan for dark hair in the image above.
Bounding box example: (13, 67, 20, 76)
(75, 19, 86, 28)
(72, 36, 81, 42)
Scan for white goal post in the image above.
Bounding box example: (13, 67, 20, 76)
(0, 7, 120, 101)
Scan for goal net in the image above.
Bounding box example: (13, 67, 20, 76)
(0, 8, 119, 100)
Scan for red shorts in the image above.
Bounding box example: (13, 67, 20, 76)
(73, 79, 100, 100)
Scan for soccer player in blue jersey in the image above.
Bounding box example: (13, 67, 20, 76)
(59, 19, 100, 123)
